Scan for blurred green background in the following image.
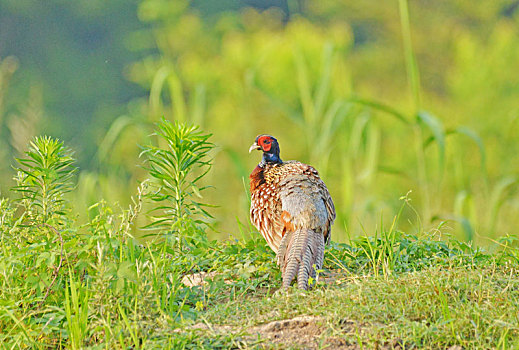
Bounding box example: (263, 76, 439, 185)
(1, 0, 518, 244)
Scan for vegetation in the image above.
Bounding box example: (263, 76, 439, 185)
(1, 122, 518, 348)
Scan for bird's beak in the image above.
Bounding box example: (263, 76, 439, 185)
(249, 142, 261, 153)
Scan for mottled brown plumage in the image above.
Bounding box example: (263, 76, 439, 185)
(249, 135, 335, 290)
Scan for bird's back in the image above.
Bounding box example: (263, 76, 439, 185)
(250, 160, 335, 288)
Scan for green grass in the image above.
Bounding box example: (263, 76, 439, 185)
(3, 222, 518, 348)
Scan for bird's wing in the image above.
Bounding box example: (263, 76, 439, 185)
(250, 187, 284, 252)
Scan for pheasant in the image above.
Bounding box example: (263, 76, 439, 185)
(249, 134, 336, 290)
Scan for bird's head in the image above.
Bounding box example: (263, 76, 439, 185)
(249, 134, 282, 165)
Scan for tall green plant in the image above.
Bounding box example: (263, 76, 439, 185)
(141, 119, 214, 248)
(64, 270, 89, 350)
(293, 43, 351, 173)
(12, 136, 76, 226)
(0, 198, 15, 233)
(398, 0, 421, 112)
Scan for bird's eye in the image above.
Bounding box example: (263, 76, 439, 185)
(264, 140, 270, 144)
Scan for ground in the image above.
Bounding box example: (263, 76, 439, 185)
(177, 263, 519, 349)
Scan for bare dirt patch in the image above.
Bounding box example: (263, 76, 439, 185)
(189, 315, 392, 349)
(248, 315, 325, 349)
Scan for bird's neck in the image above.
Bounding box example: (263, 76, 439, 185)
(260, 152, 282, 167)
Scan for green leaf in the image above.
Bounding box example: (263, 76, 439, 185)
(417, 111, 445, 172)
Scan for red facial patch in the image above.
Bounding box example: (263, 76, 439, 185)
(258, 136, 272, 152)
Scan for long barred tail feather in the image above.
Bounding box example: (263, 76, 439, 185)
(277, 230, 290, 267)
(279, 228, 325, 290)
(297, 229, 314, 290)
(282, 228, 308, 289)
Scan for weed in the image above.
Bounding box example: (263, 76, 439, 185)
(12, 136, 76, 226)
(140, 119, 214, 249)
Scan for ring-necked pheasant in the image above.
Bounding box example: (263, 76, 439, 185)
(249, 135, 336, 290)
